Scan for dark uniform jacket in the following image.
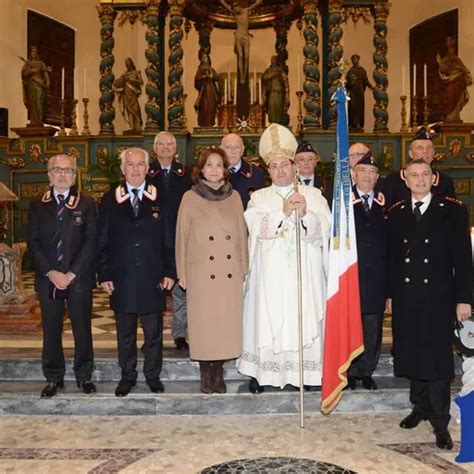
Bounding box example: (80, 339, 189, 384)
(387, 195, 472, 380)
(383, 169, 455, 210)
(314, 176, 333, 208)
(230, 159, 266, 209)
(353, 186, 387, 314)
(27, 187, 97, 291)
(97, 183, 176, 314)
(148, 158, 192, 227)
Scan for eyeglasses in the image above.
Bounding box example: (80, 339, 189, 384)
(49, 167, 76, 175)
(269, 161, 292, 171)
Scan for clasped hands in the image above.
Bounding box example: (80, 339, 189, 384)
(283, 192, 307, 218)
(49, 270, 76, 290)
(100, 277, 175, 296)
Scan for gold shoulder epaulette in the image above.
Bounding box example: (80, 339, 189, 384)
(443, 196, 463, 206)
(387, 200, 406, 213)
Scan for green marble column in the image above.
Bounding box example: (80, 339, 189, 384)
(167, 0, 186, 130)
(302, 0, 321, 129)
(372, 0, 391, 132)
(97, 5, 117, 135)
(144, 0, 162, 132)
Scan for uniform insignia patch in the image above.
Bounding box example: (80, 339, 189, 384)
(151, 206, 160, 219)
(73, 211, 83, 225)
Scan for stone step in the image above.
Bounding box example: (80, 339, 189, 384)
(0, 377, 462, 416)
(0, 353, 462, 382)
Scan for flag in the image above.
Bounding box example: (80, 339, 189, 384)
(321, 87, 364, 414)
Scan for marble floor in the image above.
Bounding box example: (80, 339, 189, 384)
(0, 411, 472, 473)
(0, 272, 395, 358)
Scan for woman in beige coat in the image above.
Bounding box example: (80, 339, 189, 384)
(175, 147, 249, 394)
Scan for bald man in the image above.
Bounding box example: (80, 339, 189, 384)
(220, 133, 266, 208)
(349, 142, 369, 169)
(383, 127, 455, 209)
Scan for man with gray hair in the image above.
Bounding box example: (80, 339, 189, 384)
(148, 131, 192, 350)
(98, 147, 176, 397)
(27, 154, 97, 398)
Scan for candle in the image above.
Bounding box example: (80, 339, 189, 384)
(61, 68, 65, 100)
(253, 67, 257, 101)
(297, 55, 301, 90)
(423, 63, 427, 97)
(471, 227, 474, 263)
(227, 67, 231, 102)
(233, 78, 237, 105)
(83, 69, 87, 98)
(250, 78, 254, 104)
(413, 64, 416, 97)
(401, 66, 406, 96)
(259, 78, 262, 105)
(74, 69, 77, 99)
(224, 79, 228, 104)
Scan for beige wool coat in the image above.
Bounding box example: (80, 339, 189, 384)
(175, 189, 249, 361)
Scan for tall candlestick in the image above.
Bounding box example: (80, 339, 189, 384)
(250, 78, 254, 104)
(297, 55, 301, 90)
(233, 78, 237, 105)
(402, 66, 406, 96)
(254, 67, 257, 101)
(74, 69, 77, 99)
(259, 78, 262, 105)
(224, 79, 228, 104)
(413, 63, 416, 96)
(423, 63, 427, 96)
(61, 68, 65, 100)
(83, 69, 87, 98)
(227, 68, 231, 102)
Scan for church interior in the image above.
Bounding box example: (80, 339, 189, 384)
(0, 0, 473, 472)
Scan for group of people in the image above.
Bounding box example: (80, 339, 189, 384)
(27, 124, 471, 451)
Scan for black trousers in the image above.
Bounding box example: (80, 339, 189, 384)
(410, 378, 451, 431)
(348, 312, 384, 378)
(115, 312, 163, 383)
(38, 277, 94, 383)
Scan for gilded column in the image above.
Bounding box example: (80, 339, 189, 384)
(372, 0, 391, 132)
(302, 0, 321, 129)
(97, 5, 117, 135)
(167, 0, 186, 130)
(144, 0, 161, 132)
(327, 0, 343, 128)
(274, 19, 290, 126)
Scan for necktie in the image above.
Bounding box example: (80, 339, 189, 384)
(162, 168, 170, 192)
(229, 167, 236, 174)
(361, 194, 370, 214)
(414, 201, 423, 222)
(56, 194, 65, 263)
(131, 188, 140, 217)
(303, 178, 311, 186)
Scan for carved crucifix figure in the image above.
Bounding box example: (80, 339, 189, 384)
(220, 0, 262, 83)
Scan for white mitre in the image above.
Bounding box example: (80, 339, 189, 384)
(258, 123, 298, 165)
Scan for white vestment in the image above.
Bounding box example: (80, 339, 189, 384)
(236, 184, 331, 388)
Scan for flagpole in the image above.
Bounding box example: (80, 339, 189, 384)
(294, 175, 305, 428)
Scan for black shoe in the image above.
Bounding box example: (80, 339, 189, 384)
(435, 429, 453, 450)
(147, 379, 165, 393)
(115, 380, 136, 397)
(41, 381, 64, 398)
(77, 380, 97, 394)
(361, 376, 377, 390)
(175, 337, 189, 350)
(399, 412, 425, 429)
(346, 376, 357, 390)
(249, 377, 264, 394)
